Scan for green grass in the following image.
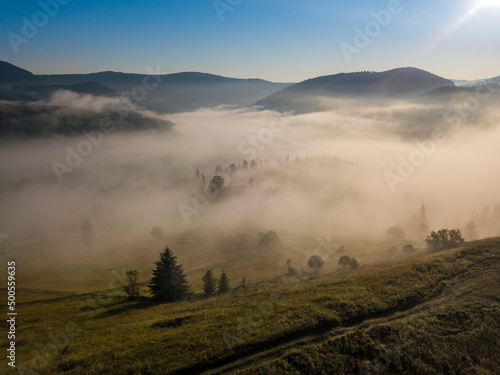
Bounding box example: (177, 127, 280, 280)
(2, 236, 499, 374)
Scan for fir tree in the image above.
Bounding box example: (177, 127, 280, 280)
(149, 246, 190, 303)
(202, 269, 218, 296)
(217, 270, 230, 294)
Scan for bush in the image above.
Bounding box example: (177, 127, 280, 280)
(308, 255, 324, 271)
(123, 270, 140, 299)
(425, 229, 465, 251)
(403, 244, 415, 253)
(151, 226, 164, 240)
(258, 231, 280, 247)
(338, 255, 351, 269)
(386, 226, 405, 239)
(349, 258, 360, 270)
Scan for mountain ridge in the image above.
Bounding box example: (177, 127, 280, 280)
(0, 60, 292, 113)
(1, 61, 498, 114)
(255, 67, 456, 113)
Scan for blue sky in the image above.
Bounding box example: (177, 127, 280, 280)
(1, 0, 499, 81)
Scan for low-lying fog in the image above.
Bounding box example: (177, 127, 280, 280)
(1, 90, 500, 250)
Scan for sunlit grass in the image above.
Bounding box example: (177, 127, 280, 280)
(2, 237, 498, 374)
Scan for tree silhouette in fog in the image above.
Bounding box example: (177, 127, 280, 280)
(217, 270, 230, 294)
(463, 222, 478, 241)
(208, 175, 225, 196)
(202, 270, 217, 296)
(151, 226, 164, 240)
(149, 246, 190, 303)
(81, 220, 95, 250)
(338, 255, 351, 269)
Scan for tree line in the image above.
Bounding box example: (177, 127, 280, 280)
(122, 227, 467, 302)
(122, 246, 232, 302)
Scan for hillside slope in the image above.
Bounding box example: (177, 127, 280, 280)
(0, 60, 34, 85)
(4, 238, 499, 374)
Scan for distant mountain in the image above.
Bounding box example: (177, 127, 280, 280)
(452, 78, 486, 87)
(255, 68, 455, 113)
(0, 61, 291, 113)
(0, 61, 35, 85)
(485, 75, 500, 85)
(453, 75, 500, 87)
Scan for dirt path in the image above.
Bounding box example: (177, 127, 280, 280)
(170, 296, 440, 375)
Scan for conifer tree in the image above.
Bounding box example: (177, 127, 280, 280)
(202, 269, 218, 296)
(149, 246, 190, 303)
(218, 270, 230, 294)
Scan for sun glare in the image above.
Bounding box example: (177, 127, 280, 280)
(469, 0, 500, 14)
(476, 0, 500, 8)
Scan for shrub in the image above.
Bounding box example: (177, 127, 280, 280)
(258, 231, 280, 247)
(350, 258, 360, 270)
(386, 226, 405, 239)
(403, 244, 415, 253)
(123, 270, 140, 299)
(425, 229, 465, 251)
(338, 255, 351, 269)
(308, 255, 324, 271)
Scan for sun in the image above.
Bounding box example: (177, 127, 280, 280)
(469, 0, 500, 14)
(475, 0, 500, 7)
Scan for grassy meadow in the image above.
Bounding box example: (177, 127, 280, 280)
(1, 232, 499, 374)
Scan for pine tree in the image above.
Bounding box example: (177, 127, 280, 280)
(218, 270, 230, 294)
(202, 269, 217, 296)
(149, 246, 190, 303)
